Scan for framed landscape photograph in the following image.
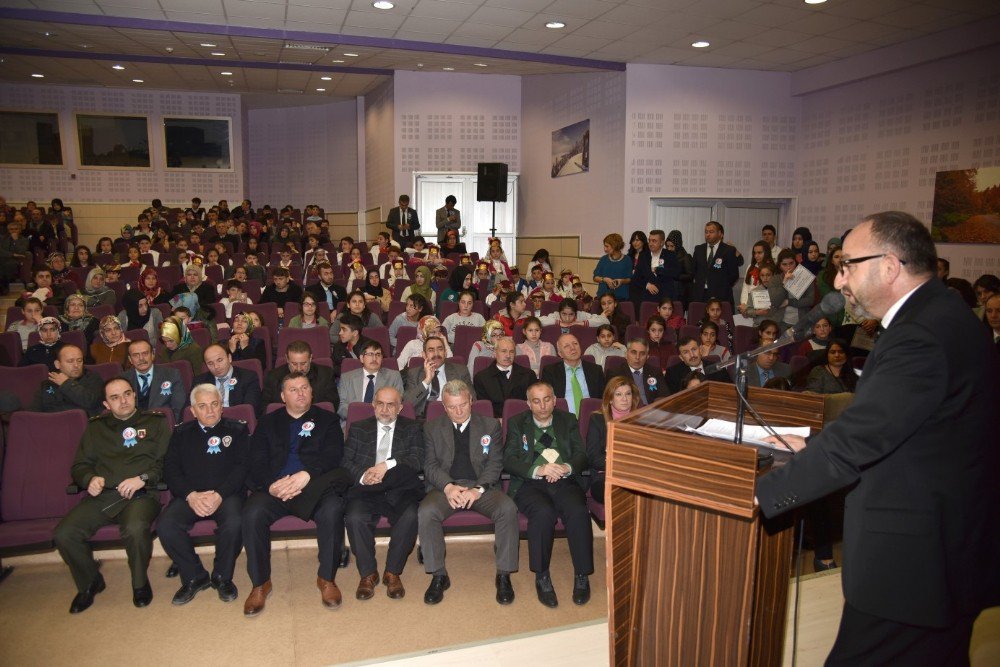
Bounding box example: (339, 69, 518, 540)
(551, 119, 590, 178)
(931, 166, 1000, 244)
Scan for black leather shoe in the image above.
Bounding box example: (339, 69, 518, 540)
(69, 572, 106, 614)
(572, 574, 591, 605)
(813, 558, 838, 572)
(133, 582, 153, 608)
(423, 574, 450, 605)
(535, 574, 558, 608)
(165, 563, 179, 578)
(212, 574, 239, 603)
(495, 573, 515, 605)
(171, 572, 210, 606)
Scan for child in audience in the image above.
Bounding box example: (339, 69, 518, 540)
(698, 321, 731, 361)
(260, 266, 303, 320)
(219, 279, 252, 319)
(657, 295, 686, 330)
(556, 268, 575, 299)
(517, 316, 555, 375)
(389, 293, 432, 350)
(699, 298, 734, 355)
(243, 253, 266, 283)
(442, 290, 486, 344)
(7, 297, 43, 350)
(540, 272, 562, 302)
(645, 315, 676, 372)
(571, 276, 593, 312)
(585, 323, 626, 369)
(527, 288, 545, 317)
(287, 294, 330, 330)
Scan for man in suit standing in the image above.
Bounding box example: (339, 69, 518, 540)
(403, 336, 474, 418)
(631, 229, 681, 308)
(745, 348, 791, 388)
(540, 333, 605, 418)
(386, 194, 420, 249)
(304, 262, 348, 314)
(473, 336, 534, 417)
(419, 380, 518, 605)
(665, 336, 731, 394)
(757, 212, 999, 664)
(124, 339, 186, 422)
(434, 195, 461, 244)
(194, 343, 262, 412)
(342, 387, 424, 601)
(504, 381, 593, 608)
(605, 338, 667, 405)
(337, 340, 404, 424)
(242, 373, 350, 616)
(262, 341, 339, 410)
(691, 221, 741, 305)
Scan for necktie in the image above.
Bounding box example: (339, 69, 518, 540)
(363, 374, 375, 403)
(634, 369, 648, 404)
(139, 373, 150, 395)
(570, 367, 583, 415)
(376, 424, 392, 463)
(325, 286, 334, 310)
(217, 376, 229, 406)
(429, 371, 441, 401)
(454, 423, 462, 436)
(708, 244, 716, 263)
(539, 431, 553, 447)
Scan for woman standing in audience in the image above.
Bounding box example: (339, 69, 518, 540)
(466, 319, 504, 374)
(585, 324, 626, 369)
(496, 291, 528, 337)
(287, 293, 329, 330)
(90, 315, 131, 367)
(82, 268, 117, 309)
(587, 376, 640, 504)
(806, 339, 857, 394)
(644, 315, 676, 372)
(59, 294, 99, 346)
(156, 315, 205, 373)
(775, 249, 818, 334)
(388, 293, 432, 350)
(593, 233, 632, 303)
(7, 297, 43, 350)
(397, 315, 451, 368)
(516, 316, 555, 376)
(802, 241, 824, 275)
(227, 312, 267, 366)
(442, 290, 486, 344)
(400, 265, 435, 309)
(665, 230, 695, 307)
(790, 227, 812, 263)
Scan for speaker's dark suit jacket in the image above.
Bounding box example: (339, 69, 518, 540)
(193, 365, 262, 410)
(473, 363, 536, 417)
(758, 279, 1000, 628)
(691, 241, 740, 304)
(631, 248, 681, 301)
(605, 363, 668, 405)
(341, 415, 424, 494)
(540, 360, 605, 405)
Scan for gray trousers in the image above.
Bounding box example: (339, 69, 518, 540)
(417, 488, 519, 575)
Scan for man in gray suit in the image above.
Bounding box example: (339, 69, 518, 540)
(434, 195, 461, 244)
(418, 380, 518, 606)
(746, 348, 791, 388)
(337, 339, 404, 424)
(123, 339, 186, 422)
(402, 336, 474, 418)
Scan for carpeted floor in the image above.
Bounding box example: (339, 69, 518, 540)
(0, 537, 607, 667)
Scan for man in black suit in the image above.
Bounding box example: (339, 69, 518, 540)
(262, 341, 339, 410)
(473, 336, 534, 417)
(385, 194, 420, 249)
(124, 339, 186, 422)
(342, 387, 424, 601)
(757, 212, 999, 664)
(241, 373, 350, 616)
(402, 336, 474, 418)
(194, 344, 262, 412)
(631, 229, 681, 306)
(540, 333, 605, 419)
(745, 348, 791, 388)
(665, 336, 731, 394)
(691, 220, 741, 305)
(304, 262, 347, 314)
(605, 338, 668, 405)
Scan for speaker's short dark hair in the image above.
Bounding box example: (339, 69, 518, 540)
(865, 211, 935, 276)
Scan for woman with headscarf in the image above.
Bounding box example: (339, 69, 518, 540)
(361, 267, 392, 312)
(790, 226, 812, 264)
(438, 265, 473, 306)
(801, 240, 824, 276)
(166, 265, 217, 322)
(401, 265, 436, 308)
(59, 294, 99, 346)
(82, 267, 117, 308)
(156, 316, 205, 373)
(396, 315, 452, 368)
(90, 315, 131, 367)
(665, 230, 695, 307)
(466, 319, 504, 374)
(227, 311, 266, 367)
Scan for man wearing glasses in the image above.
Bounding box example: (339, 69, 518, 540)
(336, 340, 404, 425)
(757, 212, 999, 664)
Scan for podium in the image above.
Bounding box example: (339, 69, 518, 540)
(604, 381, 825, 666)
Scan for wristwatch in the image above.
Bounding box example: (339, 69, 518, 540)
(139, 473, 149, 483)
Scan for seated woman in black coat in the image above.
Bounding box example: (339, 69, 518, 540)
(227, 311, 267, 367)
(586, 374, 641, 503)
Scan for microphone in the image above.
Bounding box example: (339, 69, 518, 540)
(790, 291, 845, 338)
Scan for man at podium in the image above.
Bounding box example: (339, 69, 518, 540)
(756, 212, 999, 665)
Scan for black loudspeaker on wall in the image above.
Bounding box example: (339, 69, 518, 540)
(476, 162, 508, 202)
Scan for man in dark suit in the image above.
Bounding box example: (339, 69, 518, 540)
(473, 336, 534, 417)
(419, 379, 518, 605)
(691, 220, 741, 305)
(337, 340, 404, 423)
(504, 381, 593, 608)
(304, 262, 348, 315)
(342, 387, 424, 601)
(194, 343, 262, 412)
(403, 335, 474, 418)
(540, 333, 605, 419)
(331, 313, 373, 377)
(31, 344, 105, 416)
(604, 338, 667, 405)
(385, 194, 420, 249)
(241, 373, 350, 616)
(262, 340, 339, 410)
(665, 336, 731, 394)
(745, 348, 791, 388)
(123, 339, 186, 422)
(631, 229, 681, 305)
(757, 212, 999, 664)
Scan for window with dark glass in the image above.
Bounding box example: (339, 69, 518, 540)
(76, 114, 150, 167)
(0, 111, 63, 165)
(164, 117, 231, 169)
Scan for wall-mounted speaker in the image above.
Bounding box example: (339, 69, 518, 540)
(476, 162, 508, 202)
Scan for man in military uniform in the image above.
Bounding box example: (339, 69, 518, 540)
(53, 377, 170, 613)
(31, 344, 104, 416)
(158, 383, 249, 606)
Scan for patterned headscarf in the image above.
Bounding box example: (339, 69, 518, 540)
(481, 319, 504, 348)
(410, 266, 434, 301)
(98, 315, 126, 347)
(160, 316, 193, 350)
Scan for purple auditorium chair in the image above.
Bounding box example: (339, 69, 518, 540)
(85, 363, 123, 382)
(0, 364, 48, 413)
(0, 332, 22, 367)
(452, 325, 482, 359)
(232, 359, 264, 390)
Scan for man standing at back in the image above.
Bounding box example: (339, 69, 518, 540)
(692, 221, 740, 305)
(386, 194, 420, 249)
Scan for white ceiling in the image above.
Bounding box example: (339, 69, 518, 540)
(1, 0, 998, 101)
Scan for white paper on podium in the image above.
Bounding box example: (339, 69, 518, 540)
(783, 264, 816, 299)
(683, 418, 810, 450)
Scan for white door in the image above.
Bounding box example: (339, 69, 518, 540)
(415, 172, 518, 260)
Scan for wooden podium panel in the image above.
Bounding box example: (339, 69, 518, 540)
(605, 382, 824, 667)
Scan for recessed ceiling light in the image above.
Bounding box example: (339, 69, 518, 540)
(132, 79, 144, 83)
(332, 59, 345, 63)
(473, 63, 487, 67)
(220, 71, 233, 76)
(31, 73, 44, 78)
(112, 64, 125, 70)
(343, 52, 359, 57)
(200, 43, 216, 47)
(545, 21, 566, 29)
(373, 1, 394, 8)
(804, 0, 827, 4)
(320, 76, 332, 80)
(211, 52, 226, 56)
(43, 32, 56, 37)
(316, 88, 326, 91)
(79, 44, 91, 49)
(691, 40, 711, 48)
(443, 67, 455, 71)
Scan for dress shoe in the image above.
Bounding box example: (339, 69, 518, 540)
(69, 572, 106, 614)
(317, 576, 342, 609)
(423, 574, 450, 605)
(813, 558, 838, 572)
(383, 571, 405, 599)
(495, 573, 515, 605)
(171, 572, 211, 606)
(165, 563, 180, 578)
(356, 572, 379, 600)
(243, 580, 272, 617)
(535, 574, 558, 608)
(212, 574, 239, 603)
(132, 582, 153, 608)
(572, 574, 591, 606)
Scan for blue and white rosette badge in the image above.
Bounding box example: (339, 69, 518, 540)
(228, 377, 238, 387)
(647, 376, 658, 390)
(481, 435, 491, 455)
(160, 381, 172, 396)
(206, 436, 222, 455)
(713, 258, 723, 269)
(122, 427, 138, 448)
(522, 434, 529, 452)
(299, 421, 315, 438)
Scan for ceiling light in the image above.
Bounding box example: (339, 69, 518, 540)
(545, 21, 566, 29)
(320, 76, 332, 80)
(211, 52, 226, 56)
(473, 63, 487, 67)
(316, 88, 326, 91)
(343, 52, 359, 57)
(132, 79, 143, 83)
(442, 67, 454, 71)
(804, 0, 827, 4)
(112, 64, 125, 70)
(691, 40, 711, 48)
(220, 71, 233, 76)
(200, 43, 216, 47)
(79, 44, 91, 49)
(43, 32, 56, 37)
(332, 59, 345, 63)
(373, 1, 394, 8)
(31, 73, 44, 78)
